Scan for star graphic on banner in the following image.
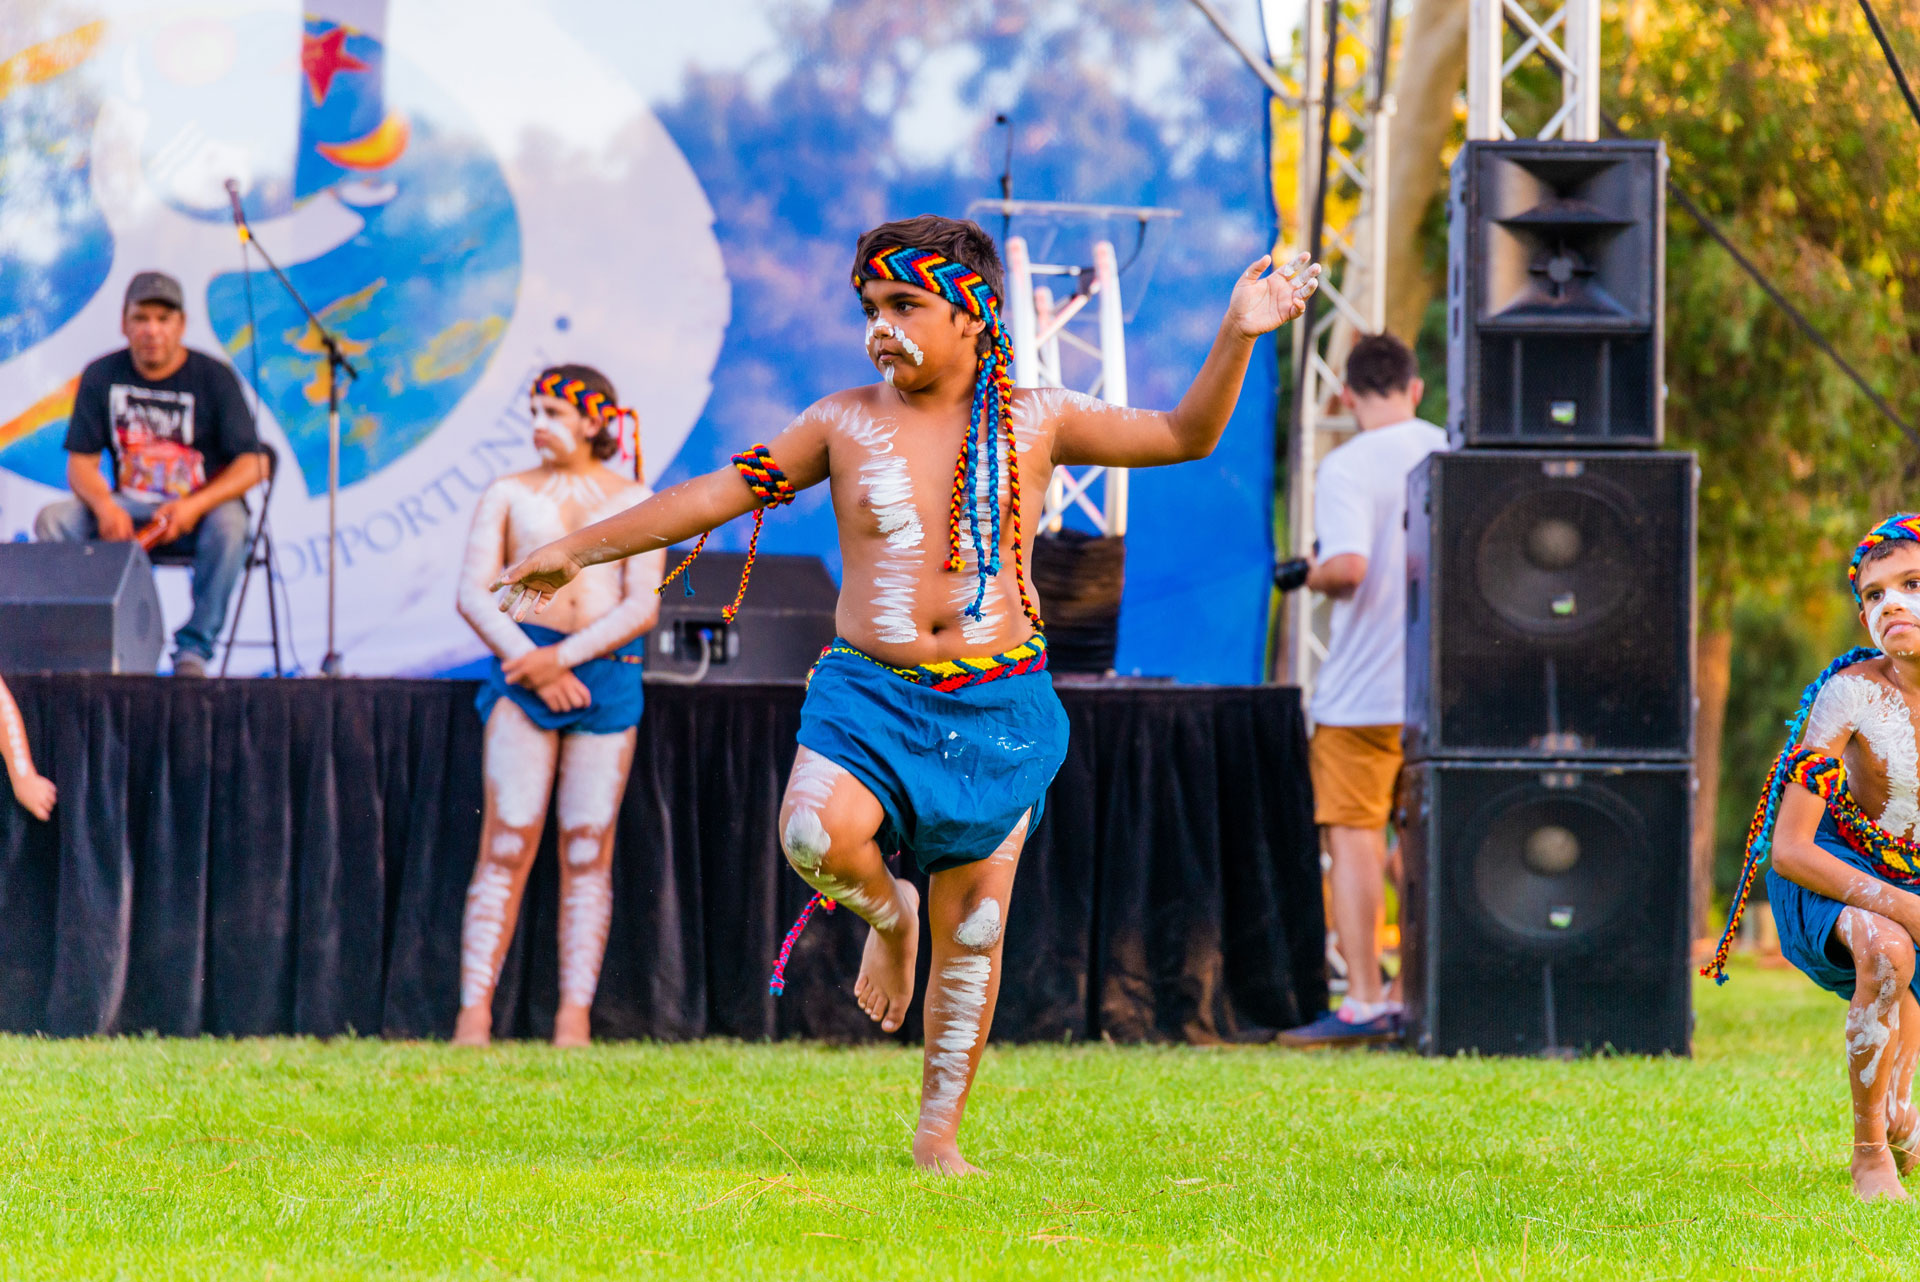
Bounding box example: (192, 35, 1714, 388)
(302, 25, 367, 105)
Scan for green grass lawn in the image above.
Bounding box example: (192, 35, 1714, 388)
(0, 961, 1906, 1280)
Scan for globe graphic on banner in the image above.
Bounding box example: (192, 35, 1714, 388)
(0, 1, 728, 673)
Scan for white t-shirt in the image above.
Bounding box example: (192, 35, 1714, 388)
(1308, 418, 1448, 727)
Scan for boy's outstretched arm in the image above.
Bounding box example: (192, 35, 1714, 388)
(1053, 252, 1320, 469)
(492, 405, 833, 619)
(0, 675, 56, 821)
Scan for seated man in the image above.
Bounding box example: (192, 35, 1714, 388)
(34, 271, 268, 676)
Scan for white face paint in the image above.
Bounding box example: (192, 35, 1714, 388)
(864, 317, 925, 366)
(920, 954, 993, 1132)
(559, 866, 613, 1008)
(486, 704, 556, 829)
(1869, 589, 1920, 651)
(781, 750, 844, 872)
(1805, 674, 1920, 838)
(954, 898, 1003, 950)
(460, 861, 516, 1009)
(531, 408, 578, 462)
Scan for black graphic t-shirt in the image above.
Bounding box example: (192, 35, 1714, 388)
(65, 349, 258, 502)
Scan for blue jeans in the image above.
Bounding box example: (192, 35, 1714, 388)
(34, 496, 251, 662)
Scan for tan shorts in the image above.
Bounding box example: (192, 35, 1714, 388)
(1309, 722, 1403, 830)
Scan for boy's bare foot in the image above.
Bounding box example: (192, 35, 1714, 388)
(913, 1134, 986, 1176)
(854, 879, 919, 1032)
(452, 1005, 492, 1047)
(1852, 1144, 1910, 1202)
(553, 1003, 592, 1048)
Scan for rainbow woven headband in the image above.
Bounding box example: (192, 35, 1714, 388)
(1848, 513, 1920, 600)
(852, 244, 1043, 634)
(532, 373, 643, 482)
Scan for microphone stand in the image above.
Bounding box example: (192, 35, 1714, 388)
(225, 185, 357, 675)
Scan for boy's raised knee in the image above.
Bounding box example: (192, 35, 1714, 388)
(780, 806, 832, 872)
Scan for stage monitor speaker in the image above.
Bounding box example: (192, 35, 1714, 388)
(1447, 139, 1665, 447)
(1400, 759, 1692, 1057)
(650, 550, 837, 683)
(1405, 450, 1695, 761)
(0, 541, 164, 674)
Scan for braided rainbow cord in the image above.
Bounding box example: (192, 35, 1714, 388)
(1850, 513, 1920, 600)
(1701, 645, 1881, 984)
(853, 246, 1042, 632)
(532, 373, 643, 481)
(655, 444, 796, 621)
(768, 892, 837, 996)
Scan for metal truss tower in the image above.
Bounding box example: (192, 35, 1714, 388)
(969, 199, 1179, 536)
(1467, 0, 1601, 142)
(1270, 0, 1395, 694)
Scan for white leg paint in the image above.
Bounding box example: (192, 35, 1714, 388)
(491, 831, 526, 859)
(781, 749, 845, 871)
(954, 897, 1003, 949)
(460, 861, 516, 1009)
(486, 702, 558, 830)
(556, 732, 630, 833)
(921, 954, 993, 1130)
(989, 811, 1030, 868)
(559, 865, 614, 1008)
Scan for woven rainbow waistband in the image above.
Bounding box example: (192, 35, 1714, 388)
(823, 634, 1047, 691)
(1789, 748, 1920, 883)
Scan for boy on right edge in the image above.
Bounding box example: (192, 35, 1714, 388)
(1707, 515, 1920, 1203)
(1279, 333, 1445, 1048)
(492, 214, 1319, 1173)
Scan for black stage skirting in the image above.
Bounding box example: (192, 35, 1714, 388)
(0, 675, 1324, 1044)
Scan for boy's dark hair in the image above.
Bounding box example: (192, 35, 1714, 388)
(852, 215, 1006, 306)
(1860, 537, 1917, 574)
(1344, 332, 1419, 398)
(535, 363, 621, 461)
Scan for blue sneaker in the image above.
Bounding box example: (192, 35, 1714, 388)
(1276, 1008, 1402, 1048)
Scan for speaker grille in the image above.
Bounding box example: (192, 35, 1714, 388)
(1406, 451, 1694, 760)
(1401, 761, 1692, 1057)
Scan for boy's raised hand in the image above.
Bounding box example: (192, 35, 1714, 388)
(1226, 251, 1322, 339)
(492, 541, 586, 621)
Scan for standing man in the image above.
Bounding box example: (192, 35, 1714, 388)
(1281, 332, 1446, 1047)
(34, 272, 268, 676)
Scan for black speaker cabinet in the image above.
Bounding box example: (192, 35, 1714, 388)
(0, 541, 164, 673)
(1405, 450, 1695, 761)
(651, 550, 837, 683)
(1447, 139, 1665, 447)
(1400, 759, 1692, 1057)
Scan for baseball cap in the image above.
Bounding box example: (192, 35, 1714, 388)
(124, 271, 185, 311)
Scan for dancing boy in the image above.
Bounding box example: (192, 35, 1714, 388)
(453, 366, 662, 1048)
(1706, 515, 1920, 1202)
(493, 216, 1318, 1171)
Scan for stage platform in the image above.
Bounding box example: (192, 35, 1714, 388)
(0, 675, 1324, 1044)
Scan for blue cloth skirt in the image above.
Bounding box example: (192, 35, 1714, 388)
(1768, 810, 1920, 1000)
(474, 622, 646, 735)
(796, 638, 1069, 874)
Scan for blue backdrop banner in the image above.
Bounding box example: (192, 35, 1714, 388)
(0, 0, 1278, 682)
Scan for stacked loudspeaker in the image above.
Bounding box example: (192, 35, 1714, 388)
(1402, 140, 1697, 1056)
